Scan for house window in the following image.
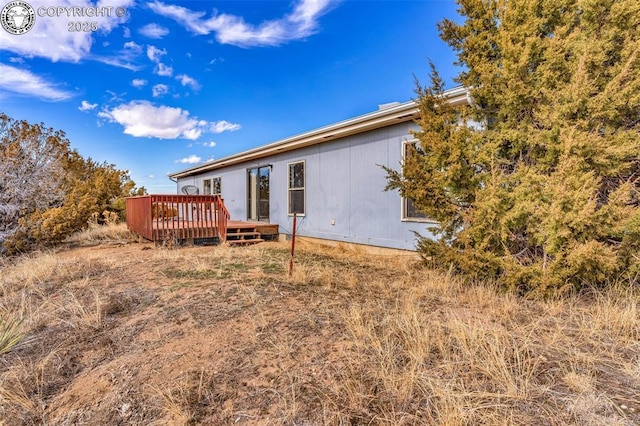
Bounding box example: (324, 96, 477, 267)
(212, 177, 221, 195)
(402, 141, 430, 221)
(404, 197, 428, 220)
(288, 161, 305, 215)
(203, 177, 222, 196)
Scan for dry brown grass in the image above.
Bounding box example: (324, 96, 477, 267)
(0, 224, 638, 425)
(65, 222, 138, 246)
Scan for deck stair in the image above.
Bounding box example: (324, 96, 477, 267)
(226, 221, 276, 246)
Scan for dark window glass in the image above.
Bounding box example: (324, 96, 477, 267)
(288, 162, 305, 215)
(247, 166, 270, 221)
(212, 177, 221, 195)
(405, 198, 428, 219)
(289, 190, 305, 215)
(289, 162, 304, 188)
(403, 143, 429, 220)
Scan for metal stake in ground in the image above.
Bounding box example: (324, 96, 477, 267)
(289, 213, 297, 277)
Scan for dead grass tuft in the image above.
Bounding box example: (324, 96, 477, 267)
(66, 222, 137, 246)
(55, 287, 104, 330)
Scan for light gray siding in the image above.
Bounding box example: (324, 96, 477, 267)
(177, 122, 436, 250)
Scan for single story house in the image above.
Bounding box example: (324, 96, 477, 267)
(168, 86, 470, 251)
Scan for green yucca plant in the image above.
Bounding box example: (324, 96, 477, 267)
(0, 316, 26, 355)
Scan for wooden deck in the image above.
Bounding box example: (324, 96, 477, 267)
(126, 195, 277, 245)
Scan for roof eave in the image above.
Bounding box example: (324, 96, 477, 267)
(169, 86, 469, 179)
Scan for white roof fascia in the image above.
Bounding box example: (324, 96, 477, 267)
(170, 86, 469, 179)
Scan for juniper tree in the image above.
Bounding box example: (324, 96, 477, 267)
(388, 0, 639, 293)
(0, 114, 68, 250)
(15, 153, 137, 249)
(1, 114, 141, 254)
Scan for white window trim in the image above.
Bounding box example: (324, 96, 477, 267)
(400, 140, 437, 223)
(287, 160, 306, 217)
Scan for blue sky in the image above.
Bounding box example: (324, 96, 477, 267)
(0, 0, 461, 193)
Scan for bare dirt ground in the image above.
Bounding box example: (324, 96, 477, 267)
(0, 226, 639, 425)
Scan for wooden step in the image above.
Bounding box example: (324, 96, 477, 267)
(226, 231, 261, 238)
(227, 227, 257, 232)
(227, 238, 265, 246)
(223, 221, 278, 246)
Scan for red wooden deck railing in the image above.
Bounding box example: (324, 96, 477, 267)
(125, 195, 230, 242)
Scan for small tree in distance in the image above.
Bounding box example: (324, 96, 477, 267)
(387, 0, 639, 294)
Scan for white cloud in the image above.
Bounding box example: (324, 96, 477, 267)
(131, 78, 148, 88)
(175, 155, 201, 164)
(99, 100, 210, 140)
(175, 73, 200, 90)
(98, 101, 241, 140)
(152, 84, 169, 97)
(148, 0, 334, 47)
(147, 45, 173, 76)
(79, 100, 98, 111)
(203, 141, 216, 147)
(123, 26, 131, 38)
(105, 90, 126, 102)
(148, 174, 155, 178)
(146, 45, 166, 62)
(124, 41, 142, 52)
(155, 62, 173, 76)
(139, 23, 169, 39)
(9, 57, 24, 64)
(182, 128, 201, 139)
(93, 56, 142, 71)
(0, 64, 73, 101)
(91, 39, 143, 70)
(0, 0, 133, 62)
(210, 120, 241, 133)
